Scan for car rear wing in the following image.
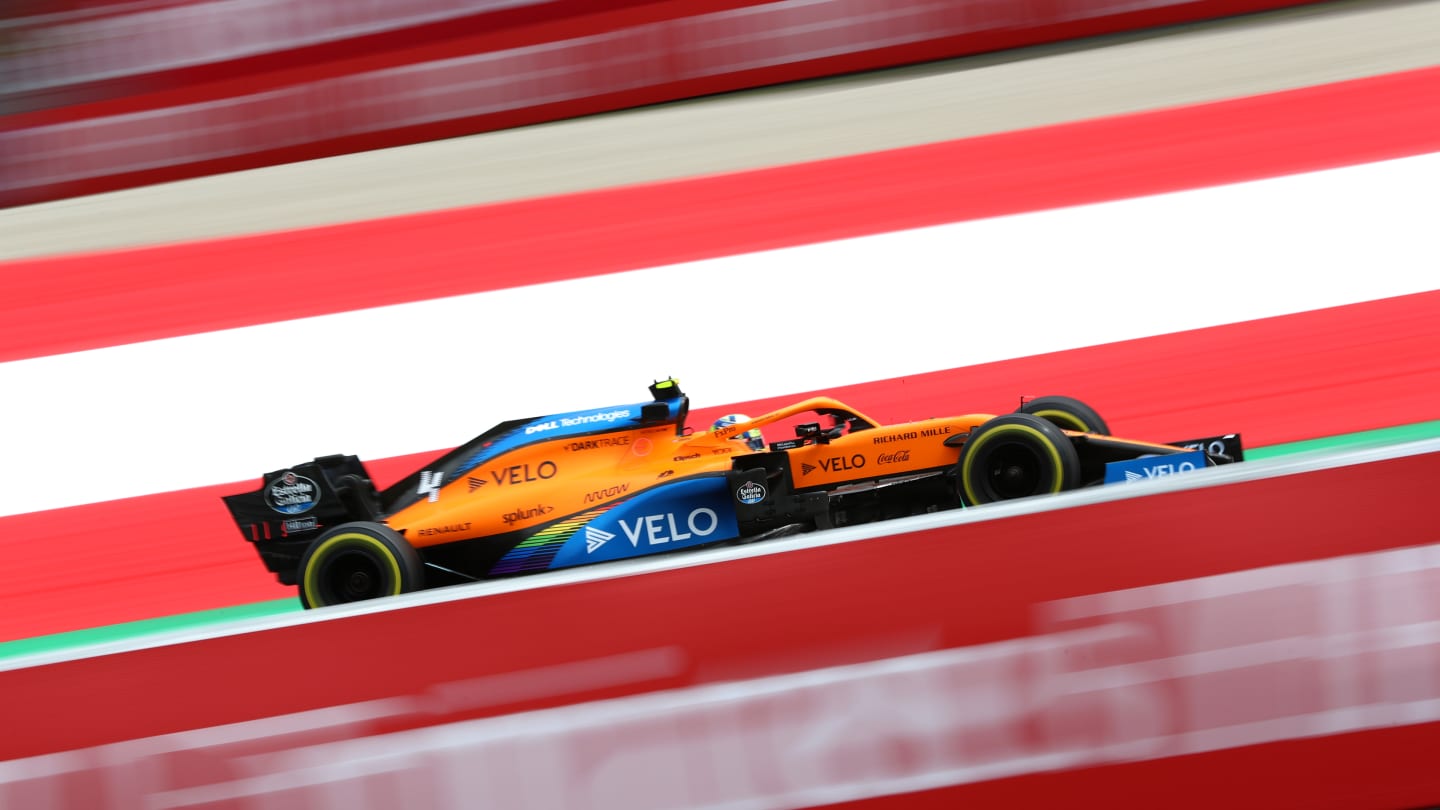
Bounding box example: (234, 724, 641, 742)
(221, 454, 381, 584)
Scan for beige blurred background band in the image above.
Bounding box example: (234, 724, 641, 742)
(1, 0, 1435, 261)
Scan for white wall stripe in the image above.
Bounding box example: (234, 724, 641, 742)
(2, 151, 1437, 517)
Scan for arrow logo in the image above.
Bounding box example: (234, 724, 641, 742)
(585, 525, 614, 553)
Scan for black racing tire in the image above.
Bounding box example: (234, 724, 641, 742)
(298, 522, 423, 609)
(957, 413, 1082, 505)
(1017, 395, 1110, 435)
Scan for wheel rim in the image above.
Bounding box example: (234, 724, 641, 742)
(983, 442, 1046, 499)
(320, 549, 386, 603)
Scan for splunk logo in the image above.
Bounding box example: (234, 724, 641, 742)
(585, 508, 722, 554)
(502, 504, 553, 525)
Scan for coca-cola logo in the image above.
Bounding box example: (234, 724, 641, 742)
(877, 450, 911, 465)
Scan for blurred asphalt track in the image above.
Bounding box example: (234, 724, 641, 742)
(0, 0, 1436, 259)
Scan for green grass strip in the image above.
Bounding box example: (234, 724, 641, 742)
(1245, 420, 1440, 460)
(0, 598, 298, 661)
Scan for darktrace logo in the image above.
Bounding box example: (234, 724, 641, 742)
(566, 436, 632, 452)
(266, 471, 319, 515)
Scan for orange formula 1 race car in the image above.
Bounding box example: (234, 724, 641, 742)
(225, 379, 1240, 607)
(718, 394, 1240, 539)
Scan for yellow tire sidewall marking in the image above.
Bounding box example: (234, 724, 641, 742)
(961, 423, 1066, 504)
(1031, 409, 1090, 432)
(303, 532, 404, 606)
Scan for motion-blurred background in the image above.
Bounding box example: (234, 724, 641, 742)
(3, 1, 1439, 807)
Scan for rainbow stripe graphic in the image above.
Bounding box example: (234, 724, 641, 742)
(489, 507, 614, 575)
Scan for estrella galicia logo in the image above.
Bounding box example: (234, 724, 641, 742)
(265, 471, 320, 515)
(736, 481, 767, 505)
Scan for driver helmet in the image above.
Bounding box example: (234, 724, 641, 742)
(712, 413, 765, 451)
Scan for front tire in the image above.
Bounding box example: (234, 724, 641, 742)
(957, 413, 1081, 505)
(298, 522, 423, 608)
(1017, 395, 1109, 435)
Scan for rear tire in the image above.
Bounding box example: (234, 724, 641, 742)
(957, 413, 1081, 505)
(1017, 395, 1109, 435)
(298, 522, 423, 608)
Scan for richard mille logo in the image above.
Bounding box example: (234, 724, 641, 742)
(585, 525, 614, 553)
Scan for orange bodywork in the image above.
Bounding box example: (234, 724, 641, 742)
(384, 391, 1187, 548)
(700, 396, 989, 490)
(778, 417, 984, 490)
(388, 422, 745, 548)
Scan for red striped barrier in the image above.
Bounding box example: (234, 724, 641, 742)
(2, 67, 1437, 645)
(2, 0, 1330, 206)
(3, 447, 1437, 808)
(8, 65, 1440, 364)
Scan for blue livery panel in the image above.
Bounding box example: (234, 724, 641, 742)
(549, 477, 740, 569)
(455, 399, 684, 478)
(1103, 449, 1208, 484)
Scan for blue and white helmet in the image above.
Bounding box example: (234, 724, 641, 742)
(712, 413, 765, 451)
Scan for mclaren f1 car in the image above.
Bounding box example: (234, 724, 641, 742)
(224, 379, 1239, 607)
